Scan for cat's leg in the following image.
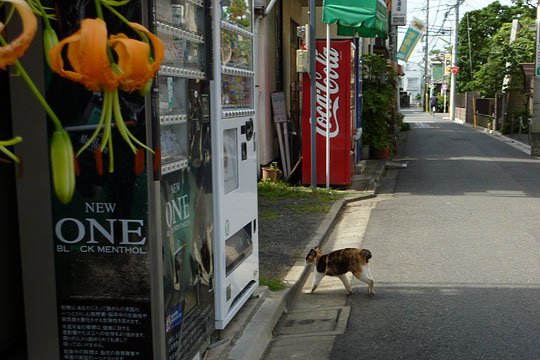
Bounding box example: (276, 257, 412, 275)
(305, 271, 325, 293)
(353, 266, 375, 295)
(338, 274, 352, 294)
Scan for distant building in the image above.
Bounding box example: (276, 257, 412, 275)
(401, 62, 423, 107)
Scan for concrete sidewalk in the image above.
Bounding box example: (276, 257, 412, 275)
(263, 196, 383, 360)
(205, 159, 388, 360)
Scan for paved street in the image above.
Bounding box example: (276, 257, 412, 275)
(266, 110, 540, 359)
(332, 111, 540, 359)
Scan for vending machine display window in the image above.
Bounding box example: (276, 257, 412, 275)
(221, 30, 253, 69)
(158, 77, 188, 114)
(222, 74, 254, 109)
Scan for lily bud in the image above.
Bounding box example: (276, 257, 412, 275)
(50, 130, 75, 204)
(43, 27, 58, 68)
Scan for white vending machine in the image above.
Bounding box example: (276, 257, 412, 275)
(211, 0, 259, 329)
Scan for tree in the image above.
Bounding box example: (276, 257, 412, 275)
(362, 55, 397, 151)
(465, 18, 535, 97)
(456, 1, 534, 94)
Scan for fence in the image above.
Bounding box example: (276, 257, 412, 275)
(475, 98, 495, 129)
(454, 92, 479, 124)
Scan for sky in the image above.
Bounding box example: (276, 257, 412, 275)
(398, 0, 516, 65)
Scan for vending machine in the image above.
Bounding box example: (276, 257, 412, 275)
(302, 39, 357, 186)
(211, 0, 259, 330)
(152, 0, 216, 359)
(10, 0, 258, 358)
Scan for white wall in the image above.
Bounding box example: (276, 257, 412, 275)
(402, 62, 423, 106)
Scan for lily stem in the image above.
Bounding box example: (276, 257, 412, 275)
(101, 2, 149, 45)
(33, 0, 52, 29)
(94, 0, 104, 19)
(0, 34, 63, 132)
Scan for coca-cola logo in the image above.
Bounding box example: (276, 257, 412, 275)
(314, 46, 341, 138)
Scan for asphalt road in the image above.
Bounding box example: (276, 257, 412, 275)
(331, 112, 540, 359)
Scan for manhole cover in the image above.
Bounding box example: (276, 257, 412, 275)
(274, 307, 350, 337)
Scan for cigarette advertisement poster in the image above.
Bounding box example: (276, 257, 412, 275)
(47, 1, 153, 358)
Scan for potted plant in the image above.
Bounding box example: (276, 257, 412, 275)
(362, 54, 397, 159)
(261, 161, 280, 181)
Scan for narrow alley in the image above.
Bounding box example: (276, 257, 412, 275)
(265, 110, 540, 360)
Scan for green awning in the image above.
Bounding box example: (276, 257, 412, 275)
(322, 0, 388, 39)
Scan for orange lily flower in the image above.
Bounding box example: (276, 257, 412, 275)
(49, 17, 163, 175)
(0, 0, 38, 69)
(109, 22, 164, 92)
(49, 18, 118, 91)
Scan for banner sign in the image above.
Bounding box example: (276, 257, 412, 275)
(396, 18, 425, 62)
(391, 0, 407, 26)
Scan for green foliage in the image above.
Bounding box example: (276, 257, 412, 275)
(222, 0, 251, 28)
(259, 208, 279, 221)
(362, 54, 397, 150)
(257, 181, 349, 200)
(260, 277, 287, 291)
(501, 111, 531, 134)
(394, 112, 410, 132)
(457, 1, 535, 95)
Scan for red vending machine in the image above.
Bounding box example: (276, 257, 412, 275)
(302, 39, 356, 186)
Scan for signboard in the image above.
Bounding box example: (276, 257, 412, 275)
(270, 92, 288, 123)
(432, 63, 444, 83)
(444, 53, 452, 75)
(396, 18, 425, 62)
(451, 66, 460, 75)
(46, 4, 155, 358)
(536, 50, 540, 76)
(49, 82, 154, 360)
(391, 0, 407, 26)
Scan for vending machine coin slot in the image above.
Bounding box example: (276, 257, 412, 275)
(245, 118, 254, 141)
(241, 142, 247, 160)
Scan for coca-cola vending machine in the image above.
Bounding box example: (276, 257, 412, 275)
(302, 39, 356, 186)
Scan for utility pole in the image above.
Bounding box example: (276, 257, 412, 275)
(424, 0, 429, 112)
(531, 0, 540, 156)
(309, 0, 317, 189)
(449, 0, 460, 122)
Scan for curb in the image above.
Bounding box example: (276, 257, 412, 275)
(222, 163, 387, 360)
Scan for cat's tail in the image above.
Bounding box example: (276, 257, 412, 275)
(360, 249, 372, 262)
